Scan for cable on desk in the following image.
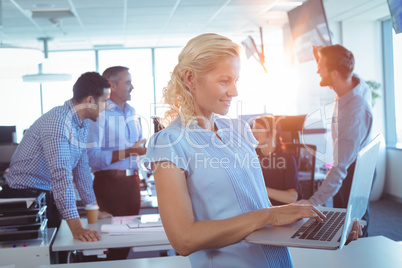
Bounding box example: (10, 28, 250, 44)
(67, 250, 75, 264)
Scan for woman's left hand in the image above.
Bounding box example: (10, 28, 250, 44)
(345, 219, 364, 245)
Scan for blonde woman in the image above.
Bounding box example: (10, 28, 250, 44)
(145, 33, 362, 268)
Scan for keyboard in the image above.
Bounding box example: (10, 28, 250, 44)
(291, 211, 346, 241)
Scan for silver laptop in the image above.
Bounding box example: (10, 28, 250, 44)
(246, 134, 381, 250)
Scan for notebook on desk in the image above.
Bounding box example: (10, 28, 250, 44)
(101, 214, 164, 235)
(246, 134, 381, 250)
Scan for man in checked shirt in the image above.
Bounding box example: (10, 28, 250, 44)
(3, 72, 110, 242)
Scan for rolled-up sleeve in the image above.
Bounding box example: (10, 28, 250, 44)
(40, 122, 80, 220)
(72, 147, 96, 207)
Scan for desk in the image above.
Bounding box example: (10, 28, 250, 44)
(298, 171, 326, 182)
(47, 236, 401, 268)
(0, 227, 57, 268)
(51, 218, 172, 255)
(289, 236, 402, 268)
(39, 256, 191, 268)
(140, 195, 158, 214)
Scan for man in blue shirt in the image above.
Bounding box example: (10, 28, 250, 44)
(87, 66, 146, 218)
(87, 66, 146, 260)
(298, 45, 373, 236)
(4, 72, 110, 242)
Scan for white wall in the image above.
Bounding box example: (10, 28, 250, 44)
(341, 20, 388, 201)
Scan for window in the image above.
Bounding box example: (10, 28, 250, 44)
(383, 19, 402, 147)
(154, 47, 182, 120)
(98, 49, 154, 140)
(393, 31, 402, 144)
(0, 36, 294, 143)
(42, 51, 96, 113)
(0, 65, 42, 142)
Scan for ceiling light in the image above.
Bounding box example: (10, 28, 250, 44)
(93, 44, 124, 49)
(274, 1, 303, 7)
(31, 8, 75, 19)
(0, 44, 44, 67)
(21, 37, 72, 83)
(22, 73, 72, 83)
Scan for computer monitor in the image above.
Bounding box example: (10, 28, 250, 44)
(238, 113, 271, 126)
(0, 126, 16, 144)
(387, 0, 402, 34)
(287, 0, 332, 62)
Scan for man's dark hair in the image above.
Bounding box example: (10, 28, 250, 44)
(72, 72, 110, 102)
(102, 66, 129, 84)
(319, 44, 355, 79)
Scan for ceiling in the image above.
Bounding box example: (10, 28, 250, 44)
(0, 0, 391, 51)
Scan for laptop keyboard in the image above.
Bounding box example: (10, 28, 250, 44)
(291, 211, 346, 241)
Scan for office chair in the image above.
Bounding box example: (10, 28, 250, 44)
(138, 116, 165, 196)
(275, 115, 307, 174)
(284, 143, 317, 199)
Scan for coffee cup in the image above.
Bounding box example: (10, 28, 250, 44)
(85, 204, 99, 224)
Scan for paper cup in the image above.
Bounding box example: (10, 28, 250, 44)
(85, 204, 99, 224)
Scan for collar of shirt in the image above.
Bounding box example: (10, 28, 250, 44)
(107, 99, 134, 115)
(336, 74, 366, 103)
(65, 99, 86, 129)
(336, 74, 372, 114)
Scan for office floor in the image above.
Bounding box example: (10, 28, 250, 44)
(369, 195, 402, 241)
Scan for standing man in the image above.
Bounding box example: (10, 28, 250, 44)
(3, 72, 110, 242)
(87, 66, 146, 217)
(298, 45, 373, 236)
(87, 66, 146, 260)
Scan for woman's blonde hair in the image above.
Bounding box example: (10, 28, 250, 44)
(162, 33, 241, 127)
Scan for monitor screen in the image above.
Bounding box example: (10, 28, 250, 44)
(238, 113, 272, 126)
(0, 126, 16, 144)
(387, 0, 402, 34)
(287, 0, 332, 62)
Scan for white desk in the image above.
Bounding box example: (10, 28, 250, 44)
(290, 236, 402, 268)
(0, 228, 57, 268)
(51, 218, 172, 253)
(139, 195, 158, 214)
(298, 171, 326, 181)
(39, 256, 191, 268)
(45, 236, 402, 268)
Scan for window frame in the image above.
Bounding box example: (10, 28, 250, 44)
(382, 19, 401, 149)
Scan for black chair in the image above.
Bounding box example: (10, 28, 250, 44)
(276, 115, 307, 177)
(284, 143, 317, 199)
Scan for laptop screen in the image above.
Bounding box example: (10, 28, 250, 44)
(339, 134, 381, 248)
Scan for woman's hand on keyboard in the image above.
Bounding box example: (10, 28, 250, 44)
(267, 203, 326, 226)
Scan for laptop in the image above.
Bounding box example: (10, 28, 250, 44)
(246, 134, 381, 250)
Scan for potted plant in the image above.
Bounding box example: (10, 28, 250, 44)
(366, 80, 381, 107)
